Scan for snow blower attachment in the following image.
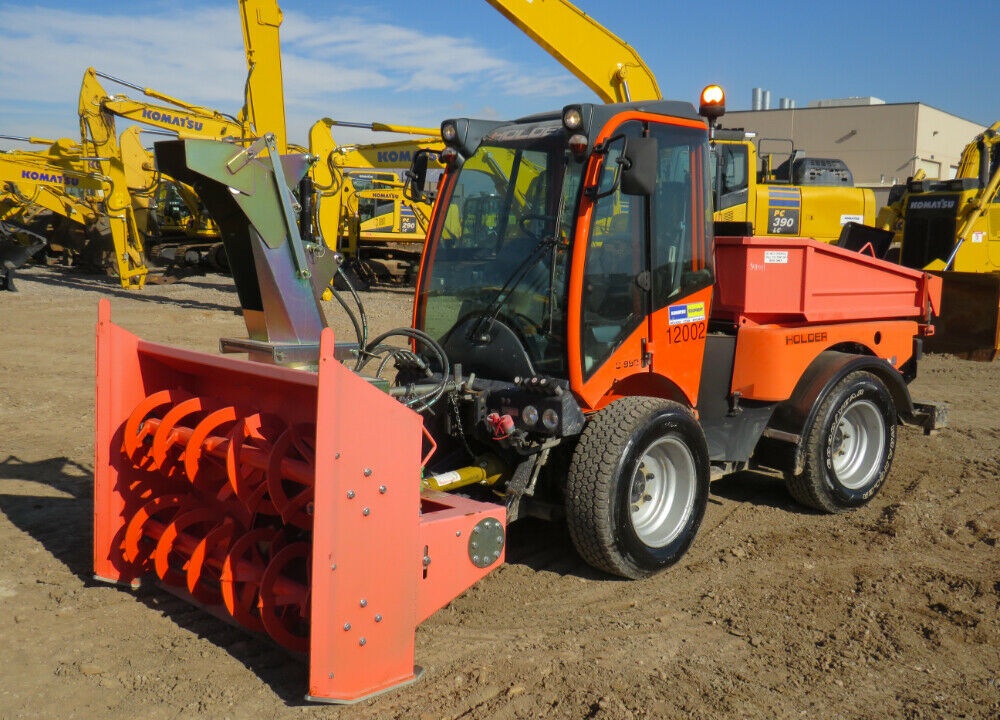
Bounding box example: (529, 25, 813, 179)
(94, 136, 505, 703)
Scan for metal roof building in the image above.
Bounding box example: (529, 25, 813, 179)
(722, 99, 985, 204)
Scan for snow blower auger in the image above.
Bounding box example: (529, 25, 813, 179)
(94, 135, 505, 704)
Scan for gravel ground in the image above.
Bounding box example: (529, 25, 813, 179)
(0, 264, 997, 719)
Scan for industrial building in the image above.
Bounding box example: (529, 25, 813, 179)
(722, 92, 986, 204)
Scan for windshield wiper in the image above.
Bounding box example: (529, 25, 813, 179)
(467, 236, 557, 344)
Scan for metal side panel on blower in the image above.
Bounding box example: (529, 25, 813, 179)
(92, 131, 506, 704)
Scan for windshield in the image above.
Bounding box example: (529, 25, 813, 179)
(418, 121, 583, 377)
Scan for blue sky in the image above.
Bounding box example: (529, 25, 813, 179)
(1, 0, 996, 150)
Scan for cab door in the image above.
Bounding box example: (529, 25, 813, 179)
(572, 117, 713, 411)
(574, 120, 651, 411)
(644, 121, 715, 406)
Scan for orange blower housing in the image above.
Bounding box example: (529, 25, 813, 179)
(94, 299, 504, 703)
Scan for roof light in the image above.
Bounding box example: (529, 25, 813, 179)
(441, 121, 458, 143)
(699, 84, 726, 120)
(562, 106, 583, 131)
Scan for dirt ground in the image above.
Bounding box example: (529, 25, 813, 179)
(1, 265, 997, 720)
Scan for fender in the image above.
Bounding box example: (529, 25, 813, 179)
(760, 350, 924, 475)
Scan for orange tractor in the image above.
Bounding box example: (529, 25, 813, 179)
(94, 88, 945, 703)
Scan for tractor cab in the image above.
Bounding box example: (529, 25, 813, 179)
(412, 101, 717, 414)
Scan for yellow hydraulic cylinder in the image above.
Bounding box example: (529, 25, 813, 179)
(422, 456, 506, 492)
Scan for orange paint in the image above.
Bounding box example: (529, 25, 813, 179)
(94, 301, 505, 704)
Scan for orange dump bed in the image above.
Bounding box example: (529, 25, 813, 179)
(712, 236, 941, 326)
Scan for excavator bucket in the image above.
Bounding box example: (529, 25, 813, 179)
(923, 271, 1000, 361)
(93, 305, 505, 702)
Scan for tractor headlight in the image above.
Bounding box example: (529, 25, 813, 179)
(441, 121, 458, 143)
(522, 405, 539, 427)
(562, 106, 583, 131)
(541, 408, 559, 432)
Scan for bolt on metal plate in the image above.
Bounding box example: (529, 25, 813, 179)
(468, 517, 504, 568)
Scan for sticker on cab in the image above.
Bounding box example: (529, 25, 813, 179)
(668, 301, 706, 325)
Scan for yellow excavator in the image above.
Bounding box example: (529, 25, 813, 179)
(484, 0, 875, 242)
(1, 136, 105, 227)
(307, 118, 443, 285)
(81, 1, 436, 286)
(710, 132, 876, 242)
(861, 122, 1000, 359)
(72, 0, 289, 284)
(0, 135, 116, 272)
(79, 68, 243, 277)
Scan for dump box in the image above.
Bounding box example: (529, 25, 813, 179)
(712, 236, 942, 326)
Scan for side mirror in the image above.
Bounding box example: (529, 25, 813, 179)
(589, 134, 658, 199)
(620, 136, 658, 197)
(404, 150, 430, 202)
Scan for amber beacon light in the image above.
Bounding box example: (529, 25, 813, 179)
(699, 84, 726, 120)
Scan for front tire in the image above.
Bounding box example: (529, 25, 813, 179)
(786, 371, 896, 513)
(566, 397, 710, 579)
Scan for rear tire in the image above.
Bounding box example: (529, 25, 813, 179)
(566, 397, 709, 579)
(785, 371, 896, 513)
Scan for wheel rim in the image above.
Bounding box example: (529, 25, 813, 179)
(628, 436, 697, 548)
(830, 399, 885, 490)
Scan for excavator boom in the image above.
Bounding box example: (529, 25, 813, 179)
(485, 0, 661, 103)
(86, 69, 246, 142)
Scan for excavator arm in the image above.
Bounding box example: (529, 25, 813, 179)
(485, 0, 661, 103)
(238, 0, 288, 153)
(81, 68, 246, 142)
(0, 139, 114, 276)
(79, 71, 149, 288)
(954, 124, 1000, 254)
(954, 121, 1000, 180)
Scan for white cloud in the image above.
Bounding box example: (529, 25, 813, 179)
(0, 3, 580, 145)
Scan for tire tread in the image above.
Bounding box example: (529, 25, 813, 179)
(786, 370, 895, 514)
(566, 397, 695, 578)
